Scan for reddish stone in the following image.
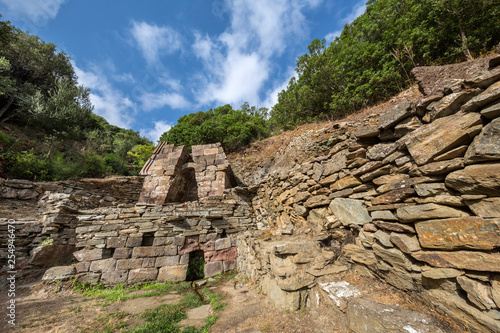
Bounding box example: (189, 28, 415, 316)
(204, 247, 238, 263)
(178, 236, 200, 255)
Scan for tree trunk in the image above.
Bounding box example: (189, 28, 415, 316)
(459, 16, 473, 61)
(0, 96, 14, 120)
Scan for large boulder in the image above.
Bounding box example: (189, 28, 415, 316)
(30, 245, 76, 268)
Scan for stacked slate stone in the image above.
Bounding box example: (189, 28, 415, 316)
(239, 56, 500, 332)
(139, 143, 190, 204)
(0, 176, 143, 206)
(138, 143, 235, 204)
(192, 143, 232, 198)
(58, 188, 255, 285)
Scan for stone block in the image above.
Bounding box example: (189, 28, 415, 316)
(465, 117, 500, 163)
(113, 248, 132, 259)
(204, 261, 223, 277)
(106, 236, 127, 248)
(30, 245, 75, 268)
(116, 258, 143, 270)
(42, 266, 75, 281)
(214, 238, 231, 251)
(132, 246, 165, 258)
(466, 198, 500, 217)
(205, 247, 238, 263)
(389, 233, 421, 253)
(457, 276, 497, 310)
(75, 272, 101, 284)
(89, 258, 116, 272)
(378, 100, 414, 130)
(126, 237, 143, 247)
(128, 268, 158, 284)
(223, 259, 236, 272)
(75, 261, 90, 273)
(101, 270, 128, 285)
(142, 258, 156, 268)
(330, 176, 362, 192)
(158, 265, 188, 282)
(74, 248, 112, 262)
(155, 255, 179, 267)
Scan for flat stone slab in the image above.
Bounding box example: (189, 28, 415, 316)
(329, 198, 371, 226)
(405, 112, 482, 165)
(465, 117, 500, 163)
(396, 203, 469, 222)
(179, 304, 212, 329)
(415, 217, 500, 250)
(347, 298, 447, 333)
(446, 163, 500, 195)
(411, 251, 500, 272)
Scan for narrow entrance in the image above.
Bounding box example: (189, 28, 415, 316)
(186, 250, 205, 281)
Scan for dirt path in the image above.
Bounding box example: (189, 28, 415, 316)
(0, 271, 459, 333)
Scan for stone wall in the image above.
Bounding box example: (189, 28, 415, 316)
(0, 176, 143, 269)
(138, 143, 236, 205)
(237, 58, 500, 332)
(62, 188, 255, 285)
(0, 176, 143, 206)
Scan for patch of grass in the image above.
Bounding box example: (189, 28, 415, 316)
(126, 287, 225, 333)
(72, 281, 189, 306)
(181, 292, 203, 308)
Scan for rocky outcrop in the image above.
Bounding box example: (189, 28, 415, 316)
(237, 56, 500, 332)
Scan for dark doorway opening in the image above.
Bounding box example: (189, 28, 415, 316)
(186, 250, 205, 281)
(142, 233, 155, 246)
(166, 165, 199, 203)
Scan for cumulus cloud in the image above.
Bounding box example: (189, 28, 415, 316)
(139, 91, 191, 111)
(130, 21, 182, 66)
(73, 62, 135, 129)
(0, 0, 67, 26)
(140, 121, 172, 143)
(325, 1, 366, 42)
(193, 0, 323, 108)
(262, 67, 297, 109)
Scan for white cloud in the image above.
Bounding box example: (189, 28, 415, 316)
(193, 0, 323, 108)
(192, 32, 215, 61)
(140, 121, 172, 143)
(262, 67, 297, 109)
(0, 0, 67, 26)
(73, 62, 135, 129)
(130, 21, 182, 66)
(325, 1, 366, 42)
(139, 91, 191, 111)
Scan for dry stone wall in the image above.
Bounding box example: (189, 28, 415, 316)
(139, 143, 236, 205)
(237, 57, 500, 332)
(0, 176, 143, 269)
(61, 188, 255, 285)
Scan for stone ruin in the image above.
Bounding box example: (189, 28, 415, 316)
(2, 55, 500, 332)
(138, 142, 237, 204)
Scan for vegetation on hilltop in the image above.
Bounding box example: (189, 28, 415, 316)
(270, 0, 500, 130)
(0, 17, 153, 181)
(160, 103, 269, 152)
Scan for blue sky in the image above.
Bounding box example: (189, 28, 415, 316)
(0, 0, 366, 142)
